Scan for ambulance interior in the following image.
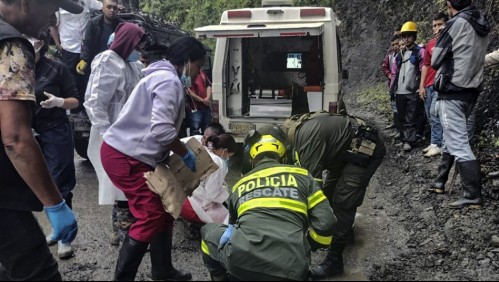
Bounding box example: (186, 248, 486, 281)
(225, 35, 325, 118)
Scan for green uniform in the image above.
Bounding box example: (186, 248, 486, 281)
(201, 159, 336, 281)
(292, 114, 386, 245)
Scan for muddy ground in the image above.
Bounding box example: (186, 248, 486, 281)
(34, 96, 499, 281)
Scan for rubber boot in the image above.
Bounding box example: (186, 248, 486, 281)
(449, 160, 482, 208)
(150, 231, 192, 281)
(114, 235, 149, 281)
(202, 252, 228, 281)
(430, 153, 455, 193)
(309, 243, 345, 279)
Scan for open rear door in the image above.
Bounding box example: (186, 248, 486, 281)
(195, 22, 324, 38)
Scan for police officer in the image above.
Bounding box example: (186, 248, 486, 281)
(283, 111, 386, 279)
(201, 125, 336, 281)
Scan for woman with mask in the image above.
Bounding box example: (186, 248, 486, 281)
(83, 22, 145, 246)
(180, 134, 236, 238)
(100, 37, 206, 281)
(29, 33, 80, 260)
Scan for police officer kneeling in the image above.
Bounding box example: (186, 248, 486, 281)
(200, 125, 337, 281)
(283, 111, 386, 279)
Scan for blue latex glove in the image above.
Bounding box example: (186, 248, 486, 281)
(44, 200, 78, 244)
(181, 149, 196, 172)
(219, 224, 234, 246)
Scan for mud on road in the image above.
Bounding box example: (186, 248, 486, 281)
(35, 98, 499, 281)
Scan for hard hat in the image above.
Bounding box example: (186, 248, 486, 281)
(244, 125, 287, 159)
(400, 21, 417, 33)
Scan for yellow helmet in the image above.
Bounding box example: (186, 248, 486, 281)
(400, 21, 417, 33)
(245, 125, 287, 159)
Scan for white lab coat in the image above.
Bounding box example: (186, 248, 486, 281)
(84, 50, 143, 205)
(180, 136, 229, 224)
(188, 150, 229, 224)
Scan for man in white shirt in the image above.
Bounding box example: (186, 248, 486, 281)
(50, 0, 102, 111)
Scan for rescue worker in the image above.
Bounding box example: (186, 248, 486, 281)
(201, 125, 336, 281)
(84, 22, 145, 245)
(282, 111, 386, 279)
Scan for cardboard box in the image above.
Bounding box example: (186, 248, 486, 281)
(144, 138, 219, 218)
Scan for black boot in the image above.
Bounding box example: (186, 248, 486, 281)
(202, 252, 228, 281)
(449, 160, 482, 208)
(114, 235, 149, 281)
(309, 243, 345, 280)
(150, 231, 192, 281)
(430, 153, 455, 193)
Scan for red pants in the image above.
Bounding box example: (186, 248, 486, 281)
(180, 199, 203, 224)
(100, 142, 174, 243)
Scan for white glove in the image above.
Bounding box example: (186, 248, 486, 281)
(40, 92, 64, 109)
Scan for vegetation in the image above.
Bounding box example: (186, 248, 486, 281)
(354, 83, 392, 118)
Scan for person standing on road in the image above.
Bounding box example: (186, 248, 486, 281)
(382, 34, 400, 132)
(431, 0, 490, 208)
(50, 0, 103, 110)
(418, 12, 449, 158)
(282, 111, 386, 279)
(84, 22, 145, 245)
(391, 21, 425, 152)
(29, 33, 80, 259)
(0, 0, 81, 280)
(187, 68, 213, 136)
(77, 0, 122, 76)
(100, 37, 207, 281)
(201, 125, 336, 281)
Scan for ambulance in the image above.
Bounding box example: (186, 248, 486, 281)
(195, 0, 346, 141)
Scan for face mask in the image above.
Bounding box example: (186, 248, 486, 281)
(222, 149, 230, 165)
(180, 62, 192, 88)
(127, 50, 141, 62)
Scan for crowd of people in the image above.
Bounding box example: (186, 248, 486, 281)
(1, 0, 498, 281)
(381, 0, 497, 209)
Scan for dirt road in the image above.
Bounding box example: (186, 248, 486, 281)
(35, 143, 387, 281)
(34, 103, 499, 281)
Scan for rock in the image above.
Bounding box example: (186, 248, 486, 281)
(436, 259, 444, 266)
(479, 259, 491, 266)
(491, 248, 499, 253)
(461, 258, 469, 267)
(493, 179, 499, 187)
(420, 238, 432, 246)
(488, 171, 499, 178)
(491, 235, 499, 247)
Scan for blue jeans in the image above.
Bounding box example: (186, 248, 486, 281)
(189, 107, 212, 136)
(424, 86, 443, 147)
(37, 122, 76, 200)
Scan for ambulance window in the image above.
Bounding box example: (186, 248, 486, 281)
(336, 33, 343, 74)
